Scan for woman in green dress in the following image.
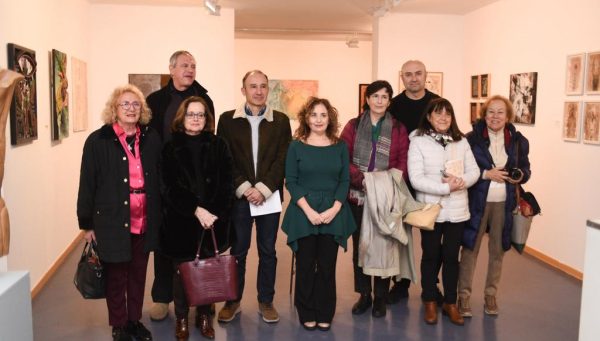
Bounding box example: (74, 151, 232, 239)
(282, 97, 356, 332)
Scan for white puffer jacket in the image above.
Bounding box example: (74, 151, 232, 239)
(407, 133, 479, 223)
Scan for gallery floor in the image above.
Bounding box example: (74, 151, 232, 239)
(32, 227, 581, 341)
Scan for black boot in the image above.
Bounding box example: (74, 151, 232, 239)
(372, 297, 387, 318)
(351, 294, 372, 315)
(387, 281, 409, 304)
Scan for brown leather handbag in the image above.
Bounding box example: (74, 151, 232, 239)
(178, 228, 238, 306)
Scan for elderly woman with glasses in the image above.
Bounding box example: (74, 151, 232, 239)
(77, 84, 161, 341)
(160, 96, 234, 340)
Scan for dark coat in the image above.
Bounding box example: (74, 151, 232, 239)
(146, 79, 214, 141)
(160, 131, 234, 261)
(463, 120, 531, 251)
(77, 124, 162, 262)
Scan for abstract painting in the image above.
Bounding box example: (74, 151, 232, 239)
(565, 54, 584, 95)
(583, 102, 600, 144)
(358, 83, 368, 114)
(563, 101, 581, 142)
(585, 52, 600, 95)
(267, 80, 318, 120)
(51, 49, 69, 140)
(509, 72, 538, 125)
(7, 43, 37, 146)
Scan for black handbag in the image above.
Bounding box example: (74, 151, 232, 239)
(74, 241, 106, 299)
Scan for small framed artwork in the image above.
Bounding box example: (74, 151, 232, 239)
(71, 57, 88, 132)
(128, 74, 170, 98)
(397, 71, 443, 96)
(585, 52, 600, 95)
(7, 43, 38, 146)
(509, 72, 538, 125)
(471, 75, 480, 98)
(470, 102, 480, 124)
(565, 53, 585, 95)
(51, 49, 69, 141)
(582, 102, 600, 144)
(563, 102, 581, 142)
(480, 74, 490, 98)
(358, 83, 369, 113)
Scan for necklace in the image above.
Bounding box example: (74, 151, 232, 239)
(126, 136, 135, 152)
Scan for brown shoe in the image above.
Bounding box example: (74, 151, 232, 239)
(175, 318, 189, 340)
(442, 303, 465, 326)
(258, 302, 280, 323)
(196, 314, 215, 339)
(149, 302, 169, 321)
(484, 295, 499, 315)
(217, 301, 241, 322)
(423, 301, 438, 324)
(458, 297, 473, 317)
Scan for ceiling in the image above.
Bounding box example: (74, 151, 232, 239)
(90, 0, 498, 39)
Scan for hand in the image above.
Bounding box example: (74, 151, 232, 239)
(485, 167, 508, 183)
(195, 207, 218, 229)
(304, 208, 323, 226)
(442, 174, 465, 192)
(83, 230, 96, 243)
(319, 201, 342, 224)
(244, 188, 265, 205)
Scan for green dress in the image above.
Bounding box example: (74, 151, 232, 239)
(282, 140, 357, 252)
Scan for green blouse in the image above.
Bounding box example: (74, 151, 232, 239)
(282, 140, 357, 252)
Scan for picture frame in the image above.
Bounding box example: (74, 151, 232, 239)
(470, 102, 480, 124)
(358, 83, 369, 113)
(585, 51, 600, 95)
(480, 74, 490, 98)
(582, 102, 600, 144)
(128, 74, 170, 98)
(71, 57, 88, 132)
(565, 53, 585, 95)
(471, 75, 479, 99)
(398, 71, 443, 96)
(267, 80, 318, 120)
(509, 72, 538, 125)
(7, 43, 38, 146)
(50, 49, 69, 141)
(563, 101, 581, 142)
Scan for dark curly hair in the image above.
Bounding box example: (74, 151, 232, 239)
(294, 97, 340, 143)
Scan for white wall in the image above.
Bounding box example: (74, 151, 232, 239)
(234, 39, 372, 128)
(0, 0, 236, 286)
(376, 0, 600, 271)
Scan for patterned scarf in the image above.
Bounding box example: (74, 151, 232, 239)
(426, 129, 454, 147)
(353, 111, 393, 172)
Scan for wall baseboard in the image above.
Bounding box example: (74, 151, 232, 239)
(31, 232, 83, 299)
(524, 245, 583, 281)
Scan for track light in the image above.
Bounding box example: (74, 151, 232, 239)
(204, 0, 221, 16)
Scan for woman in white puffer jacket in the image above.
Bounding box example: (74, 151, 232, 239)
(407, 98, 478, 326)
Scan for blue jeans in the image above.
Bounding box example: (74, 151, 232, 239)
(230, 198, 280, 303)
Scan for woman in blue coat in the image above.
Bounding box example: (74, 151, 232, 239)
(458, 95, 531, 318)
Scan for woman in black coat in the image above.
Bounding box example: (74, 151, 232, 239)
(77, 84, 161, 341)
(160, 96, 234, 340)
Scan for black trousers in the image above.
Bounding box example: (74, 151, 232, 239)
(295, 234, 339, 324)
(172, 262, 210, 319)
(350, 203, 391, 299)
(420, 221, 465, 304)
(151, 252, 174, 303)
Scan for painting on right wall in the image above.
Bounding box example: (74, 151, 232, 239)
(509, 72, 537, 125)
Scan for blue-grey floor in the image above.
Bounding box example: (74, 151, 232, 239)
(32, 229, 581, 341)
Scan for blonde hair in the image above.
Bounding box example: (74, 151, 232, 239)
(100, 84, 152, 125)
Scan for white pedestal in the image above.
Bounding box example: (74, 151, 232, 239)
(579, 219, 600, 341)
(0, 271, 33, 341)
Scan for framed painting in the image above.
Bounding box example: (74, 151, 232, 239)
(585, 52, 600, 95)
(358, 83, 368, 113)
(128, 74, 170, 98)
(470, 102, 480, 124)
(398, 71, 443, 96)
(267, 80, 318, 120)
(509, 72, 538, 125)
(51, 49, 69, 141)
(582, 102, 600, 144)
(471, 75, 479, 99)
(71, 57, 88, 132)
(563, 102, 581, 142)
(7, 43, 38, 146)
(480, 74, 490, 98)
(565, 53, 585, 95)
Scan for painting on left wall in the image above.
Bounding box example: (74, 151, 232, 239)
(7, 43, 38, 146)
(51, 49, 69, 140)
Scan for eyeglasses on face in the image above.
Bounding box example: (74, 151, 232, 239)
(185, 112, 206, 119)
(119, 101, 141, 110)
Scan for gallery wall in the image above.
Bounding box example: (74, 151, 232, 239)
(234, 38, 373, 129)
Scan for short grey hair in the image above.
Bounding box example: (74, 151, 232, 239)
(169, 50, 194, 68)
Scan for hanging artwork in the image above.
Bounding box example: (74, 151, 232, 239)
(51, 49, 69, 140)
(480, 74, 490, 98)
(471, 75, 480, 99)
(509, 72, 538, 125)
(358, 83, 368, 114)
(71, 57, 88, 132)
(128, 74, 170, 98)
(7, 43, 37, 146)
(585, 52, 600, 95)
(563, 102, 581, 142)
(398, 71, 443, 96)
(565, 54, 585, 95)
(267, 80, 318, 120)
(470, 102, 480, 124)
(582, 102, 600, 144)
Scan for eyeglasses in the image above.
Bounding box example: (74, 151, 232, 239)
(185, 112, 206, 119)
(119, 102, 141, 110)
